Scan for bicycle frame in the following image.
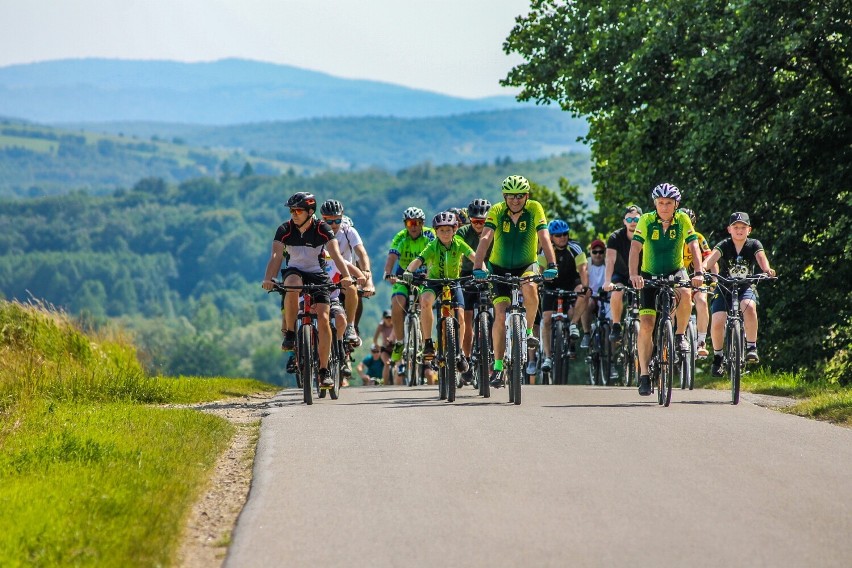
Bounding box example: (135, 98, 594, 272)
(540, 288, 579, 385)
(642, 276, 691, 407)
(465, 280, 494, 398)
(400, 281, 424, 387)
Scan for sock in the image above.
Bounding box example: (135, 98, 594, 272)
(494, 359, 504, 371)
(747, 342, 756, 349)
(612, 322, 622, 330)
(714, 349, 723, 357)
(527, 327, 534, 336)
(698, 332, 707, 344)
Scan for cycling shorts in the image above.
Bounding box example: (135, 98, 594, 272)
(420, 283, 465, 309)
(490, 263, 539, 304)
(710, 287, 758, 314)
(541, 278, 582, 313)
(640, 268, 687, 315)
(280, 268, 332, 305)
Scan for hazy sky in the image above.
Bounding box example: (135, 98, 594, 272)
(0, 0, 532, 99)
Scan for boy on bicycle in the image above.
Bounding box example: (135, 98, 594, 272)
(402, 211, 475, 372)
(702, 212, 776, 375)
(629, 184, 705, 396)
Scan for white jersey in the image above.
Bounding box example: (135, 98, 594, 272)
(588, 263, 606, 296)
(335, 222, 363, 264)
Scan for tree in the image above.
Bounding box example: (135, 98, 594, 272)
(503, 0, 852, 372)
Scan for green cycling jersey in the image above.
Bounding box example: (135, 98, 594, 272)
(632, 210, 697, 274)
(416, 236, 474, 280)
(484, 200, 548, 269)
(389, 228, 435, 274)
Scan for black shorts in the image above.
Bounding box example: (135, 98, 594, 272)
(490, 263, 538, 303)
(640, 269, 687, 314)
(541, 279, 582, 312)
(281, 268, 332, 305)
(611, 272, 630, 285)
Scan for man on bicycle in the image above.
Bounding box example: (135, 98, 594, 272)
(678, 208, 713, 357)
(702, 212, 776, 375)
(261, 192, 360, 387)
(629, 184, 704, 396)
(382, 207, 436, 379)
(457, 198, 492, 381)
(603, 205, 643, 342)
(538, 219, 588, 373)
(472, 175, 558, 388)
(320, 199, 375, 346)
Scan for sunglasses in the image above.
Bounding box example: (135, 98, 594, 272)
(470, 219, 486, 225)
(290, 208, 306, 215)
(405, 219, 422, 227)
(552, 233, 569, 237)
(591, 250, 605, 254)
(624, 216, 640, 223)
(323, 217, 343, 225)
(506, 194, 527, 201)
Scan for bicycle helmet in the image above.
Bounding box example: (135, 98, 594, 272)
(402, 207, 426, 221)
(456, 208, 469, 225)
(548, 219, 570, 235)
(432, 211, 458, 229)
(650, 183, 681, 202)
(320, 199, 344, 216)
(342, 215, 354, 227)
(678, 207, 697, 226)
(467, 198, 492, 218)
(286, 192, 317, 211)
(501, 175, 530, 194)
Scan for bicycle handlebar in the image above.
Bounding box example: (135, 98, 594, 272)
(268, 280, 343, 294)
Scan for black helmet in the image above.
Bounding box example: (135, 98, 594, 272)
(678, 207, 697, 226)
(467, 198, 491, 219)
(286, 192, 317, 211)
(320, 199, 344, 216)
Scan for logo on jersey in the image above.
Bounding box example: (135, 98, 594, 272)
(651, 229, 660, 240)
(519, 221, 527, 232)
(669, 229, 677, 239)
(503, 221, 511, 232)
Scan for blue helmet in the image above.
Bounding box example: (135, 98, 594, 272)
(548, 219, 570, 235)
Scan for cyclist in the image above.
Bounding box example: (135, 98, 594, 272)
(382, 207, 436, 381)
(320, 199, 375, 344)
(702, 212, 776, 375)
(602, 205, 643, 342)
(261, 192, 361, 387)
(539, 219, 588, 373)
(582, 237, 609, 341)
(629, 184, 705, 396)
(372, 309, 396, 385)
(457, 198, 492, 381)
(319, 249, 367, 382)
(678, 208, 713, 357)
(472, 175, 558, 389)
(402, 211, 475, 371)
(358, 345, 386, 385)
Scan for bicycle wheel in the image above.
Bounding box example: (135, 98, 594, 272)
(659, 319, 674, 407)
(329, 339, 343, 400)
(299, 325, 314, 405)
(510, 315, 524, 405)
(623, 320, 640, 387)
(477, 311, 492, 398)
(444, 318, 458, 403)
(551, 320, 565, 385)
(599, 322, 613, 386)
(405, 315, 421, 387)
(587, 327, 601, 386)
(728, 319, 742, 404)
(684, 320, 696, 390)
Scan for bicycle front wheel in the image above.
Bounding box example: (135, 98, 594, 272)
(477, 311, 492, 398)
(444, 318, 458, 403)
(728, 319, 743, 404)
(329, 339, 343, 400)
(623, 320, 640, 387)
(685, 320, 696, 390)
(510, 315, 524, 405)
(299, 325, 314, 405)
(599, 322, 613, 386)
(405, 315, 421, 387)
(659, 319, 674, 407)
(551, 320, 565, 385)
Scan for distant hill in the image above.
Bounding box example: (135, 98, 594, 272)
(0, 58, 529, 124)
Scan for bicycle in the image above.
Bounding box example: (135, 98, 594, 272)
(612, 285, 641, 387)
(641, 276, 693, 407)
(414, 275, 472, 402)
(464, 280, 495, 398)
(539, 288, 580, 385)
(270, 281, 342, 405)
(487, 273, 542, 405)
(394, 279, 425, 387)
(708, 273, 776, 404)
(586, 290, 617, 386)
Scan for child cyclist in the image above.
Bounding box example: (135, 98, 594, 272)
(402, 211, 475, 373)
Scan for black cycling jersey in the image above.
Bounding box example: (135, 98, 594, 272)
(606, 228, 641, 279)
(545, 241, 584, 289)
(713, 237, 764, 277)
(273, 218, 335, 273)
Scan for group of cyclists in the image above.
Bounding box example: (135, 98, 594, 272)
(262, 175, 775, 398)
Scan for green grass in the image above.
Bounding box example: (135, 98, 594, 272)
(696, 366, 852, 426)
(0, 300, 278, 566)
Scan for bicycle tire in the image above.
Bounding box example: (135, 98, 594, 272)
(685, 320, 696, 390)
(445, 318, 458, 403)
(587, 326, 601, 386)
(477, 311, 492, 398)
(659, 319, 674, 407)
(729, 319, 742, 405)
(329, 339, 343, 400)
(623, 320, 640, 387)
(510, 315, 523, 405)
(599, 321, 612, 386)
(405, 315, 421, 387)
(552, 320, 565, 385)
(299, 324, 314, 405)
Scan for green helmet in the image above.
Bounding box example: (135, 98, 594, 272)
(501, 175, 530, 194)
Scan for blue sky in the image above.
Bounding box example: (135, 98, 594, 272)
(0, 0, 531, 99)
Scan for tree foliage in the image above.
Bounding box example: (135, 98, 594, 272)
(503, 0, 852, 371)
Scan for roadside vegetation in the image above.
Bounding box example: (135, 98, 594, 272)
(0, 300, 277, 566)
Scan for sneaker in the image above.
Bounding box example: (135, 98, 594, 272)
(319, 368, 334, 387)
(489, 369, 505, 388)
(580, 334, 590, 349)
(341, 359, 352, 377)
(676, 334, 690, 353)
(525, 356, 538, 376)
(609, 323, 622, 343)
(456, 355, 470, 373)
(286, 355, 297, 374)
(343, 324, 359, 345)
(423, 338, 436, 360)
(697, 341, 709, 358)
(610, 367, 620, 380)
(390, 341, 404, 362)
(461, 369, 473, 385)
(569, 323, 580, 338)
(746, 347, 759, 363)
(540, 356, 553, 373)
(281, 331, 296, 351)
(638, 374, 652, 396)
(526, 335, 540, 349)
(711, 354, 725, 377)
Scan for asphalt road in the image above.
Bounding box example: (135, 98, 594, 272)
(226, 385, 852, 568)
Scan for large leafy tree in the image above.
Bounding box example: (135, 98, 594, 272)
(503, 0, 851, 373)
